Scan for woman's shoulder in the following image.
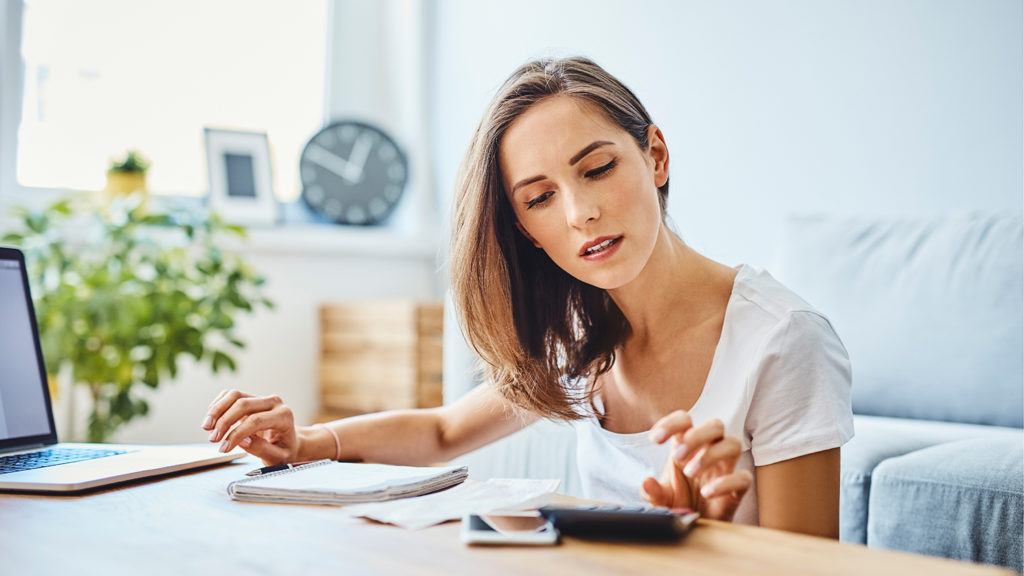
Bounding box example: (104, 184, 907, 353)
(730, 265, 828, 325)
(726, 265, 844, 352)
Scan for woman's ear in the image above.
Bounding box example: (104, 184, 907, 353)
(515, 221, 543, 248)
(647, 125, 669, 188)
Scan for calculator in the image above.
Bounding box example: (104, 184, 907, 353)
(537, 505, 700, 540)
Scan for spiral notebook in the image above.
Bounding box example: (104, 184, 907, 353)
(227, 460, 469, 505)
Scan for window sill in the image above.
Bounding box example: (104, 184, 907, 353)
(0, 192, 440, 259)
(238, 224, 439, 258)
(233, 199, 440, 258)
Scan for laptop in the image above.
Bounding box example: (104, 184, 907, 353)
(0, 245, 244, 493)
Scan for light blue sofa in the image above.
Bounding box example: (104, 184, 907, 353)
(777, 212, 1023, 572)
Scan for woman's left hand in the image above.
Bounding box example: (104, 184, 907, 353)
(641, 410, 753, 521)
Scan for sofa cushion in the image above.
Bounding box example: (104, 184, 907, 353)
(866, 436, 1024, 572)
(778, 213, 1023, 427)
(840, 415, 1023, 544)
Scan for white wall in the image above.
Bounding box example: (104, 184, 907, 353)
(429, 0, 1023, 271)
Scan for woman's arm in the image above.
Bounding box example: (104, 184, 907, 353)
(755, 448, 841, 539)
(206, 384, 536, 466)
(301, 385, 537, 465)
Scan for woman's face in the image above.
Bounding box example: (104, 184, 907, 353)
(500, 95, 669, 290)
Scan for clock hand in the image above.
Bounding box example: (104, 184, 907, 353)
(346, 132, 375, 183)
(305, 144, 358, 184)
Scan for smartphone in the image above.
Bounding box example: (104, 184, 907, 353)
(460, 512, 561, 546)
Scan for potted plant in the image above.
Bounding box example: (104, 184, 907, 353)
(2, 193, 274, 442)
(106, 150, 151, 198)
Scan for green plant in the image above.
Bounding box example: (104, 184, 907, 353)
(2, 194, 273, 442)
(109, 150, 151, 174)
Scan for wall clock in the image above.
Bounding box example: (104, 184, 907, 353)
(299, 120, 408, 225)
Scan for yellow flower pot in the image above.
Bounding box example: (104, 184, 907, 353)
(105, 170, 147, 197)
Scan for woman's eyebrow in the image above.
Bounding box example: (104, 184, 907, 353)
(511, 175, 545, 195)
(569, 140, 614, 166)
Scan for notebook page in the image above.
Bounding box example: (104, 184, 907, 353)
(250, 462, 465, 495)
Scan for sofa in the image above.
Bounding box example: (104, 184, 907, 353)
(446, 211, 1023, 572)
(777, 212, 1023, 572)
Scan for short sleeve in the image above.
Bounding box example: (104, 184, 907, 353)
(745, 311, 854, 466)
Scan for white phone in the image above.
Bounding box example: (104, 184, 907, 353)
(460, 512, 561, 546)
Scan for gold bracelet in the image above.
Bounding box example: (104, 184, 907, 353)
(314, 423, 341, 461)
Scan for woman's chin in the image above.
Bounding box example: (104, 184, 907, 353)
(576, 268, 640, 292)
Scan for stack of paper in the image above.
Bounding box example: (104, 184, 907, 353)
(345, 477, 561, 529)
(227, 460, 469, 505)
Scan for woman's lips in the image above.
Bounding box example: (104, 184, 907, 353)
(579, 236, 623, 261)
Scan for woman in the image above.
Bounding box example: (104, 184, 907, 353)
(201, 57, 853, 537)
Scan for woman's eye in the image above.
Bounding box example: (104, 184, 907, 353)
(526, 191, 553, 209)
(585, 159, 617, 179)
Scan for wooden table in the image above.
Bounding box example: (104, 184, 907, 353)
(0, 456, 1012, 576)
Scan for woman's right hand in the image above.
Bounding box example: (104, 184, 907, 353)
(201, 389, 300, 465)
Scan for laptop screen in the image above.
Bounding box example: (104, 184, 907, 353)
(0, 249, 57, 447)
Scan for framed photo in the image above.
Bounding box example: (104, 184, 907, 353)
(204, 128, 278, 225)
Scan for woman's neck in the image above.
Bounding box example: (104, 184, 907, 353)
(607, 224, 737, 349)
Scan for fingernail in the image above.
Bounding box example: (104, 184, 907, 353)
(684, 460, 699, 477)
(672, 444, 689, 461)
(240, 437, 252, 449)
(701, 485, 715, 498)
(201, 416, 213, 430)
(219, 440, 230, 453)
(208, 430, 218, 442)
(649, 429, 667, 443)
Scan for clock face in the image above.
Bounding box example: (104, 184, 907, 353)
(299, 120, 408, 225)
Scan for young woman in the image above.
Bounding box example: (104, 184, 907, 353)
(201, 57, 853, 538)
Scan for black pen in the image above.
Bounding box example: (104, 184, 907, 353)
(245, 461, 314, 476)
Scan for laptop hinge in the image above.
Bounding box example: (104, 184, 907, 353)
(0, 443, 50, 456)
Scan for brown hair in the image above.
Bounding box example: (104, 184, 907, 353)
(450, 56, 668, 420)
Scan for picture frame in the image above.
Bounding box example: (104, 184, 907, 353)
(204, 128, 278, 226)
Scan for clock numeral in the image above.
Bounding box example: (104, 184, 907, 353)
(324, 199, 343, 219)
(339, 125, 358, 142)
(346, 205, 368, 224)
(305, 185, 325, 205)
(384, 185, 402, 203)
(368, 198, 389, 219)
(378, 142, 396, 163)
(301, 166, 317, 186)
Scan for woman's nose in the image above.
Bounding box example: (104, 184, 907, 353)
(564, 188, 600, 229)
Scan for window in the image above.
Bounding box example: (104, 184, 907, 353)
(15, 0, 327, 201)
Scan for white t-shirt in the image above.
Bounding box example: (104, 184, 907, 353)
(573, 265, 854, 525)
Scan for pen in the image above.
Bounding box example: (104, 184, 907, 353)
(245, 462, 313, 476)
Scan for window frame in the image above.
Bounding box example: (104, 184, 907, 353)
(1, 1, 63, 214)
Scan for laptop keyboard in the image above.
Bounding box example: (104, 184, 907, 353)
(0, 447, 130, 475)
